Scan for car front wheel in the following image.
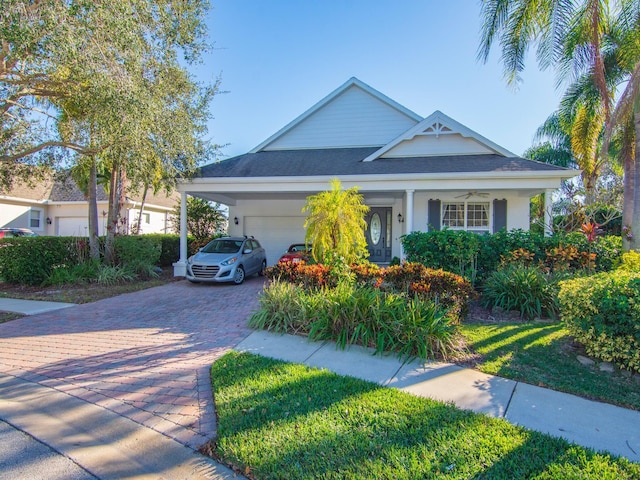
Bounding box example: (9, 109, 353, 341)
(233, 266, 245, 285)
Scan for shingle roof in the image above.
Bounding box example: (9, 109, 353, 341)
(198, 148, 571, 178)
(5, 172, 177, 208)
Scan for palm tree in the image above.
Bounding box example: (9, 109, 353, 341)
(479, 0, 640, 250)
(603, 0, 640, 249)
(302, 179, 370, 265)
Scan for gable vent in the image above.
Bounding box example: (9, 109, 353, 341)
(423, 122, 453, 135)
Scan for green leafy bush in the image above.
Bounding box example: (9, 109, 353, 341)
(250, 281, 461, 360)
(0, 237, 89, 285)
(559, 271, 640, 372)
(617, 251, 640, 272)
(481, 264, 562, 320)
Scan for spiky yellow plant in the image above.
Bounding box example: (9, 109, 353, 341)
(302, 179, 369, 265)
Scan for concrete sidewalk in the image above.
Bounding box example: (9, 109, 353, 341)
(0, 374, 237, 479)
(0, 298, 75, 315)
(235, 330, 640, 463)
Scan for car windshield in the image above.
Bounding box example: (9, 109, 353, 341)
(201, 239, 243, 254)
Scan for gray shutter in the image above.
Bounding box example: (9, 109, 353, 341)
(493, 199, 507, 233)
(428, 200, 441, 231)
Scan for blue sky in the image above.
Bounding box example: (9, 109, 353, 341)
(198, 1, 563, 160)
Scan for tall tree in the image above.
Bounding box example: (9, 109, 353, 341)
(1, 1, 216, 259)
(170, 196, 226, 241)
(303, 179, 370, 265)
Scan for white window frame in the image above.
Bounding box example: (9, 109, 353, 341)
(29, 208, 44, 231)
(143, 212, 151, 224)
(441, 201, 491, 232)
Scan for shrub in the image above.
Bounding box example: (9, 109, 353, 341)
(382, 263, 474, 321)
(249, 281, 461, 360)
(616, 251, 640, 273)
(43, 260, 101, 286)
(265, 262, 333, 288)
(402, 229, 482, 283)
(264, 261, 473, 322)
(403, 230, 622, 285)
(0, 236, 89, 285)
(559, 271, 640, 372)
(481, 264, 561, 320)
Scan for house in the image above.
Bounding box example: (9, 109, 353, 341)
(0, 173, 177, 236)
(174, 77, 579, 274)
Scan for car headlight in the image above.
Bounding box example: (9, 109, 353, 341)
(221, 256, 238, 266)
(187, 256, 194, 264)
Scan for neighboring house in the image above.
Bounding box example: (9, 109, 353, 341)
(0, 173, 177, 237)
(174, 77, 579, 273)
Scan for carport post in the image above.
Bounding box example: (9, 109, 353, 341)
(173, 191, 188, 276)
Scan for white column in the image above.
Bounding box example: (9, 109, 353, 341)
(400, 189, 415, 261)
(406, 189, 414, 234)
(544, 189, 553, 237)
(173, 191, 188, 276)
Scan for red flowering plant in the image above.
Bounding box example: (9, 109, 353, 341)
(580, 222, 601, 273)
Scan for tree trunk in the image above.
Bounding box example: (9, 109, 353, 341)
(87, 156, 100, 260)
(104, 161, 126, 264)
(135, 183, 149, 234)
(631, 112, 640, 252)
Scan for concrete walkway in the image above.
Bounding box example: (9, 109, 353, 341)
(1, 280, 639, 479)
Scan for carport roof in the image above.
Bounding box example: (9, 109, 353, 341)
(197, 147, 571, 178)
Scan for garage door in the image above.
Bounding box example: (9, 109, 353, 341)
(243, 216, 307, 266)
(56, 217, 89, 236)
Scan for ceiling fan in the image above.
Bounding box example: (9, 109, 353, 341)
(455, 191, 490, 199)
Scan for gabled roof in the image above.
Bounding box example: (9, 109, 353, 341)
(363, 110, 516, 161)
(250, 77, 423, 152)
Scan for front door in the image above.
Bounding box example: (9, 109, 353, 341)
(365, 207, 392, 264)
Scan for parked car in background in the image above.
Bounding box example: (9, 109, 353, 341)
(186, 236, 266, 285)
(0, 228, 38, 238)
(278, 243, 312, 263)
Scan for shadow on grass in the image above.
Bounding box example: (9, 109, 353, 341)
(211, 352, 640, 479)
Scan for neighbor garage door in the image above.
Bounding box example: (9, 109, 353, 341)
(243, 216, 307, 266)
(56, 217, 89, 236)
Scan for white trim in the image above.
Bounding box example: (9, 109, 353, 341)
(441, 200, 491, 232)
(179, 169, 580, 191)
(29, 207, 44, 231)
(363, 110, 517, 162)
(250, 77, 422, 153)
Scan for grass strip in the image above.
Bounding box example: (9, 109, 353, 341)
(460, 322, 640, 411)
(210, 351, 640, 479)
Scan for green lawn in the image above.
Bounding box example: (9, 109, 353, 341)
(459, 322, 640, 411)
(210, 351, 640, 479)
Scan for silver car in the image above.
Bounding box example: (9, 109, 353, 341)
(186, 236, 267, 285)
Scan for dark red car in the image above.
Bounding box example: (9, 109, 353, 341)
(0, 228, 38, 238)
(278, 243, 312, 263)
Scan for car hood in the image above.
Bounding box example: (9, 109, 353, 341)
(191, 251, 238, 264)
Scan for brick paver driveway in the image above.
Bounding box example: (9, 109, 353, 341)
(0, 277, 264, 449)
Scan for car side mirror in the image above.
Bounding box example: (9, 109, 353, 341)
(243, 248, 252, 254)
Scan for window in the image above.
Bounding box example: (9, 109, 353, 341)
(442, 202, 490, 232)
(143, 213, 151, 224)
(29, 208, 43, 230)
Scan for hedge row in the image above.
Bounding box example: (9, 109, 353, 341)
(401, 229, 622, 284)
(0, 234, 218, 285)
